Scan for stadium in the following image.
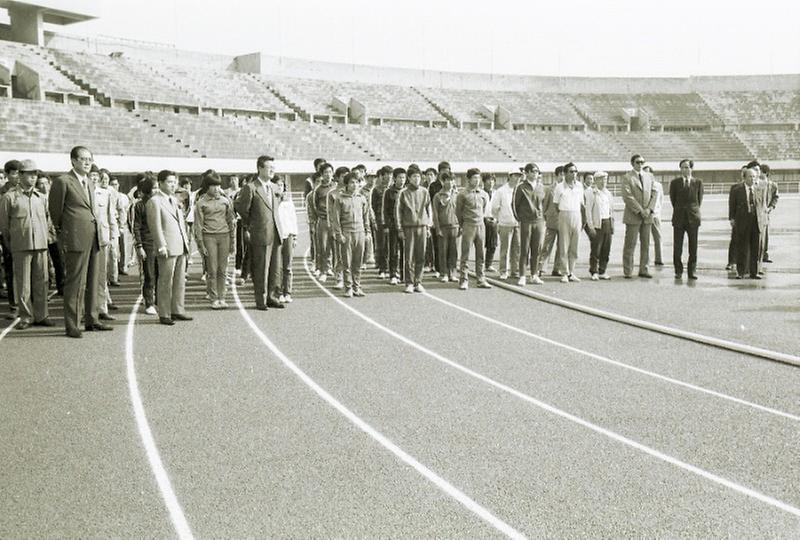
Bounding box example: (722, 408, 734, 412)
(1, 1, 799, 538)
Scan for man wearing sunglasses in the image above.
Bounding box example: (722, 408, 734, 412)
(622, 154, 657, 279)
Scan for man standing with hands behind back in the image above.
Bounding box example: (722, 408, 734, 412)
(670, 159, 703, 280)
(235, 155, 284, 311)
(49, 146, 111, 338)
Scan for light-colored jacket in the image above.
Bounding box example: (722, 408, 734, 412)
(491, 183, 518, 227)
(584, 187, 614, 231)
(94, 186, 118, 247)
(0, 187, 50, 252)
(146, 191, 190, 256)
(277, 198, 299, 239)
(622, 170, 657, 224)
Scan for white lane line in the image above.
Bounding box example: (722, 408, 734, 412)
(230, 280, 524, 540)
(125, 296, 194, 540)
(0, 317, 20, 341)
(302, 254, 800, 519)
(424, 292, 800, 423)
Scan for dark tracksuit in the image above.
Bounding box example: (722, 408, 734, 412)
(432, 188, 459, 278)
(382, 185, 403, 281)
(396, 185, 432, 286)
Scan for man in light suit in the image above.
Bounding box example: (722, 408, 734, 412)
(0, 160, 54, 329)
(234, 155, 284, 311)
(621, 154, 657, 278)
(669, 159, 703, 280)
(146, 170, 193, 325)
(93, 167, 118, 320)
(49, 146, 112, 338)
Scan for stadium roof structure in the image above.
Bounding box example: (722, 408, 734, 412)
(0, 0, 97, 45)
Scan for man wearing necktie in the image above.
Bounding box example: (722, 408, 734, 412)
(728, 166, 763, 279)
(621, 154, 657, 278)
(146, 170, 193, 324)
(234, 155, 284, 310)
(669, 159, 704, 280)
(49, 146, 111, 338)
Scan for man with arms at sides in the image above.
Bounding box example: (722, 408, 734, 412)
(372, 166, 392, 279)
(759, 163, 779, 264)
(553, 162, 584, 283)
(423, 167, 439, 275)
(109, 176, 130, 278)
(512, 163, 545, 286)
(49, 146, 111, 337)
(234, 155, 284, 310)
(584, 171, 614, 281)
(729, 166, 763, 280)
(539, 165, 566, 277)
(493, 168, 521, 281)
(456, 168, 492, 291)
(621, 154, 657, 279)
(147, 170, 193, 324)
(1, 159, 22, 319)
(725, 167, 746, 272)
(669, 159, 703, 280)
(643, 165, 664, 267)
(0, 160, 54, 329)
(93, 167, 118, 321)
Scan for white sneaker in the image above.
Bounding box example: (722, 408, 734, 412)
(318, 274, 327, 283)
(235, 269, 242, 277)
(283, 295, 292, 303)
(344, 287, 353, 298)
(599, 273, 611, 280)
(204, 293, 212, 301)
(531, 276, 544, 285)
(441, 275, 449, 283)
(313, 269, 321, 277)
(353, 289, 365, 297)
(389, 277, 399, 285)
(360, 264, 367, 270)
(433, 271, 440, 278)
(414, 283, 425, 293)
(477, 280, 492, 289)
(591, 273, 599, 281)
(568, 274, 581, 282)
(333, 279, 345, 290)
(211, 299, 222, 310)
(500, 272, 508, 280)
(560, 275, 569, 283)
(378, 272, 385, 279)
(459, 281, 468, 290)
(200, 274, 207, 282)
(486, 266, 497, 273)
(219, 299, 229, 308)
(278, 294, 287, 303)
(517, 276, 526, 286)
(403, 284, 414, 294)
(235, 278, 245, 286)
(144, 305, 157, 315)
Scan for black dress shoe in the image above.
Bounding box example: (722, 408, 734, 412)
(108, 282, 121, 287)
(654, 261, 664, 266)
(16, 321, 30, 330)
(551, 271, 563, 277)
(159, 317, 175, 326)
(255, 305, 268, 311)
(638, 273, 653, 279)
(688, 274, 698, 280)
(85, 322, 113, 331)
(119, 270, 129, 276)
(107, 303, 119, 311)
(99, 312, 116, 321)
(674, 274, 682, 279)
(725, 264, 732, 271)
(750, 274, 762, 280)
(66, 328, 83, 338)
(735, 275, 744, 279)
(763, 258, 773, 263)
(33, 318, 56, 327)
(266, 300, 285, 309)
(172, 313, 193, 321)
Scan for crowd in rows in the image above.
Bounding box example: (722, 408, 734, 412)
(0, 148, 781, 334)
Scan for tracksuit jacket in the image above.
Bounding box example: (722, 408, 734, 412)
(395, 184, 432, 230)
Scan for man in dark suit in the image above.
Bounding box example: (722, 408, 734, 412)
(234, 155, 284, 310)
(49, 146, 112, 338)
(669, 159, 704, 280)
(728, 166, 764, 279)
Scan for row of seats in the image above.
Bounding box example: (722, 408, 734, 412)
(701, 91, 800, 126)
(3, 96, 792, 162)
(0, 41, 85, 96)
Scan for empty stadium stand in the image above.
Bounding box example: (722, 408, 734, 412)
(0, 38, 797, 165)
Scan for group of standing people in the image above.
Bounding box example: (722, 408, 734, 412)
(302, 154, 721, 296)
